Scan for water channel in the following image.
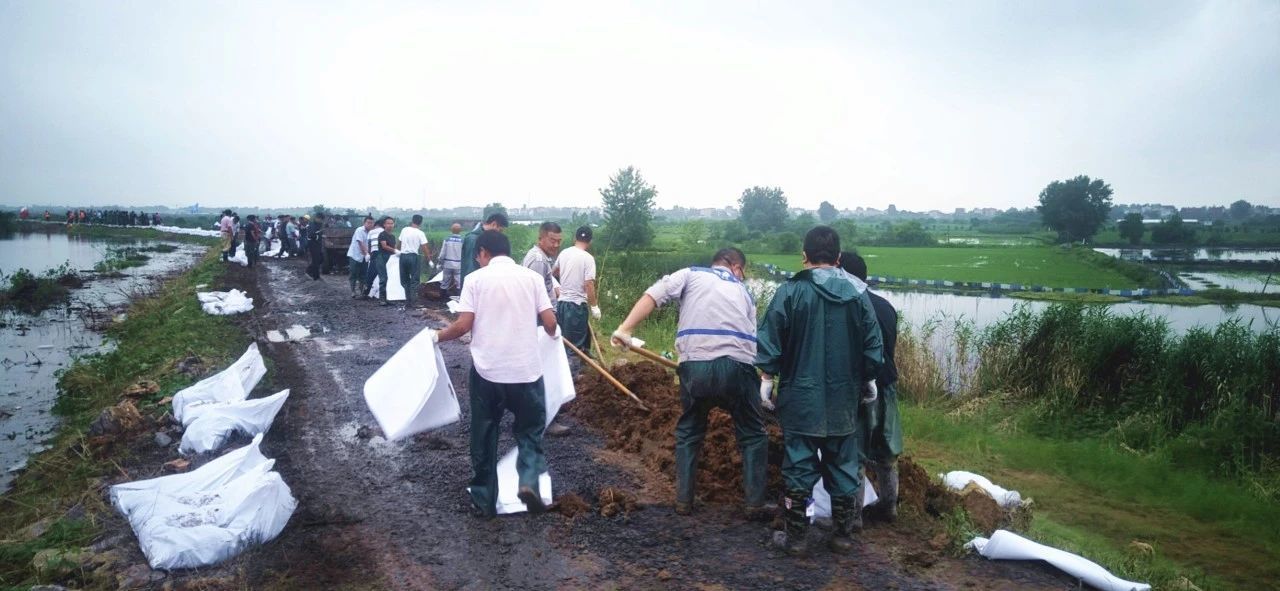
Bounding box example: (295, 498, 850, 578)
(0, 231, 204, 491)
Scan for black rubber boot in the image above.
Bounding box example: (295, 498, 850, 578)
(830, 494, 858, 553)
(869, 459, 899, 522)
(771, 489, 810, 557)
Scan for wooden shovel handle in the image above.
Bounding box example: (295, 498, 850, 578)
(564, 340, 650, 411)
(627, 344, 679, 370)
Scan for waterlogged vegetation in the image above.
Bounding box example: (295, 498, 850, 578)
(91, 244, 178, 274)
(898, 305, 1280, 590)
(0, 263, 84, 314)
(750, 245, 1162, 289)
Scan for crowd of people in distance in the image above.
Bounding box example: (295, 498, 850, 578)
(47, 208, 163, 226)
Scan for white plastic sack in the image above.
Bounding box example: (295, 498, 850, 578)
(446, 299, 462, 314)
(180, 390, 290, 454)
(491, 329, 576, 515)
(809, 477, 878, 521)
(197, 289, 254, 315)
(110, 435, 296, 570)
(427, 270, 444, 284)
(367, 254, 406, 301)
(226, 250, 249, 267)
(153, 224, 221, 238)
(968, 530, 1150, 591)
(363, 328, 460, 440)
(173, 343, 267, 425)
(943, 471, 1023, 508)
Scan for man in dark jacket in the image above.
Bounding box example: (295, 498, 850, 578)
(460, 212, 509, 288)
(841, 252, 901, 523)
(755, 226, 883, 556)
(305, 214, 326, 280)
(243, 215, 262, 268)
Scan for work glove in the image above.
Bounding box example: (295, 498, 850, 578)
(426, 329, 439, 344)
(590, 305, 602, 320)
(610, 329, 632, 349)
(552, 325, 562, 341)
(759, 378, 776, 411)
(862, 380, 878, 404)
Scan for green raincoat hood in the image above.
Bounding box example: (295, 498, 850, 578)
(793, 267, 867, 303)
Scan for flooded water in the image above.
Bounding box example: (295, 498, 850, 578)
(1095, 247, 1280, 263)
(0, 231, 205, 491)
(1178, 270, 1277, 293)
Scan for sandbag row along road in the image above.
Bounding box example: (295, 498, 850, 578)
(202, 255, 1077, 590)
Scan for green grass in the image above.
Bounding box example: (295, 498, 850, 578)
(0, 247, 247, 588)
(905, 403, 1275, 590)
(749, 245, 1158, 289)
(1007, 291, 1130, 304)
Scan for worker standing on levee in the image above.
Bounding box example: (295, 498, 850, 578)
(431, 230, 559, 518)
(840, 251, 901, 523)
(610, 248, 768, 519)
(552, 225, 601, 355)
(755, 226, 883, 557)
(460, 213, 510, 288)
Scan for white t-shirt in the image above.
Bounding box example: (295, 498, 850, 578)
(456, 256, 554, 384)
(367, 227, 384, 253)
(347, 226, 370, 261)
(553, 245, 596, 305)
(399, 226, 428, 255)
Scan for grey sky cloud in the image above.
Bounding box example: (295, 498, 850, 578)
(2, 0, 1276, 211)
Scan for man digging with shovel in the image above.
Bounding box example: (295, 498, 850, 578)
(610, 247, 769, 520)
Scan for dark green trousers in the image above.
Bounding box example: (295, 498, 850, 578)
(862, 382, 903, 462)
(555, 301, 591, 354)
(782, 431, 863, 499)
(467, 367, 547, 517)
(399, 253, 421, 305)
(675, 358, 766, 506)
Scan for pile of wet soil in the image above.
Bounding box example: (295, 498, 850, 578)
(572, 360, 1029, 534)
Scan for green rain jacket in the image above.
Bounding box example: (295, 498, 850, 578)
(459, 228, 482, 285)
(755, 266, 884, 437)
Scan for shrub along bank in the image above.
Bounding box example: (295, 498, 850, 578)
(0, 248, 248, 588)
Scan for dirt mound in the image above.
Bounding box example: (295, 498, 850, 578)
(599, 487, 639, 517)
(555, 493, 592, 518)
(572, 361, 784, 505)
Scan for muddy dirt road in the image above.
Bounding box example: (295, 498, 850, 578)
(197, 257, 1077, 590)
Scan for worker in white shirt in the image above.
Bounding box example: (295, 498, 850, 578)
(552, 226, 601, 355)
(432, 230, 559, 518)
(347, 215, 375, 299)
(398, 214, 431, 308)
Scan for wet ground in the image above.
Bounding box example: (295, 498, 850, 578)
(113, 254, 1080, 590)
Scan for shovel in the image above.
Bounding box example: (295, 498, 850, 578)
(563, 340, 650, 412)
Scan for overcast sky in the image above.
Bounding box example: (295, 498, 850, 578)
(2, 1, 1277, 211)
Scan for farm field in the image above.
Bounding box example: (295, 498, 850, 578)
(749, 246, 1152, 289)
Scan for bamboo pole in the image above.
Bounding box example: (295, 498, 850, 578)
(564, 340, 650, 411)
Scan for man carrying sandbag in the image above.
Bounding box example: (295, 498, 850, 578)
(432, 230, 559, 518)
(610, 247, 768, 520)
(840, 251, 902, 523)
(756, 226, 883, 556)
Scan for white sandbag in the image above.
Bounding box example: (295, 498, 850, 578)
(809, 477, 878, 521)
(367, 254, 407, 301)
(427, 270, 444, 284)
(943, 471, 1023, 508)
(363, 327, 460, 440)
(197, 289, 254, 315)
(494, 448, 553, 515)
(173, 343, 267, 425)
(111, 434, 270, 519)
(968, 530, 1150, 591)
(226, 250, 249, 266)
(153, 224, 221, 238)
(489, 328, 576, 515)
(180, 390, 290, 454)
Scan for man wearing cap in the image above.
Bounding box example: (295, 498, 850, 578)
(552, 225, 600, 355)
(610, 247, 767, 519)
(432, 230, 559, 518)
(438, 223, 465, 297)
(840, 251, 901, 524)
(756, 226, 883, 557)
(460, 212, 510, 288)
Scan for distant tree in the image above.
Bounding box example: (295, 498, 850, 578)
(599, 166, 656, 249)
(680, 219, 708, 249)
(721, 219, 750, 243)
(1037, 175, 1113, 243)
(311, 204, 333, 217)
(506, 223, 535, 252)
(789, 212, 818, 234)
(881, 221, 936, 246)
(771, 231, 801, 254)
(1230, 199, 1254, 221)
(830, 219, 858, 243)
(483, 202, 508, 219)
(818, 201, 839, 222)
(1118, 213, 1145, 245)
(1151, 214, 1197, 244)
(739, 186, 789, 233)
(569, 211, 590, 230)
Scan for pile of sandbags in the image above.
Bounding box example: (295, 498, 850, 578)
(196, 289, 253, 315)
(172, 343, 286, 454)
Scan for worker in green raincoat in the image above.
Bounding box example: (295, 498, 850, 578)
(841, 251, 902, 523)
(756, 226, 883, 557)
(460, 212, 510, 288)
(610, 248, 767, 519)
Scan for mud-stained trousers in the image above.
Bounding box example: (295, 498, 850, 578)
(467, 367, 548, 517)
(781, 431, 863, 535)
(348, 256, 367, 294)
(675, 358, 766, 507)
(555, 301, 591, 354)
(399, 252, 421, 305)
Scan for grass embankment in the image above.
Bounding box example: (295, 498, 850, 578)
(0, 248, 248, 588)
(899, 304, 1280, 590)
(751, 245, 1161, 289)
